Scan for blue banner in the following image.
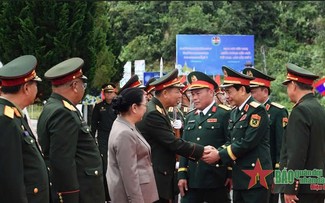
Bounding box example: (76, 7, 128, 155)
(176, 34, 254, 75)
(143, 72, 161, 85)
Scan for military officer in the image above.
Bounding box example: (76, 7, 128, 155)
(242, 67, 288, 203)
(37, 57, 106, 203)
(144, 77, 156, 101)
(280, 63, 325, 203)
(136, 69, 206, 203)
(202, 66, 273, 203)
(177, 71, 231, 203)
(0, 55, 49, 203)
(90, 82, 117, 201)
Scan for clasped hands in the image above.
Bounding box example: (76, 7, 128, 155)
(201, 145, 220, 164)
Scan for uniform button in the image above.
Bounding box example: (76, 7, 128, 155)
(47, 167, 50, 171)
(208, 113, 211, 116)
(216, 164, 219, 167)
(198, 126, 202, 129)
(232, 138, 235, 140)
(188, 127, 191, 130)
(197, 137, 200, 141)
(86, 128, 89, 132)
(95, 170, 98, 175)
(252, 163, 255, 167)
(234, 161, 236, 164)
(50, 182, 52, 186)
(164, 171, 167, 175)
(31, 140, 34, 143)
(233, 126, 236, 129)
(33, 188, 38, 193)
(240, 125, 243, 128)
(211, 126, 214, 129)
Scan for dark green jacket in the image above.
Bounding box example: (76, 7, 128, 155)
(219, 96, 273, 190)
(0, 98, 49, 203)
(136, 97, 204, 200)
(90, 100, 117, 138)
(279, 93, 325, 195)
(178, 103, 231, 188)
(38, 93, 105, 203)
(265, 100, 288, 169)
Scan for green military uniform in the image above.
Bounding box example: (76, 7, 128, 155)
(0, 55, 49, 203)
(136, 69, 204, 201)
(177, 71, 231, 203)
(278, 63, 325, 203)
(38, 58, 105, 203)
(219, 66, 273, 203)
(243, 67, 289, 203)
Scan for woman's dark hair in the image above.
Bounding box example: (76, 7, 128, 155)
(112, 87, 144, 114)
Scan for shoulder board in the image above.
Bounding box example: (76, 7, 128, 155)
(271, 102, 285, 109)
(218, 104, 231, 111)
(62, 100, 77, 111)
(4, 106, 14, 119)
(156, 105, 164, 115)
(168, 107, 174, 112)
(249, 101, 260, 108)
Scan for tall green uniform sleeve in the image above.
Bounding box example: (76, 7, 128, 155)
(283, 106, 309, 194)
(48, 108, 80, 202)
(219, 107, 269, 164)
(145, 111, 204, 160)
(274, 108, 288, 167)
(0, 117, 28, 203)
(90, 103, 100, 137)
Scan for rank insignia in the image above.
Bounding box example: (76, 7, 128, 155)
(249, 114, 261, 127)
(283, 117, 288, 127)
(207, 118, 217, 123)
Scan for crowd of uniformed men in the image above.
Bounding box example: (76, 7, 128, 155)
(0, 55, 325, 203)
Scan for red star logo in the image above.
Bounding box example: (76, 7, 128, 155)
(242, 159, 273, 189)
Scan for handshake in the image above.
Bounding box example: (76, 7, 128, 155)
(201, 145, 221, 164)
(171, 119, 182, 129)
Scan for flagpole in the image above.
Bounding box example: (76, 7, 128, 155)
(160, 57, 163, 77)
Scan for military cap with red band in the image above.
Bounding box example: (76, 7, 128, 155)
(0, 55, 42, 87)
(221, 65, 254, 87)
(45, 57, 87, 85)
(282, 63, 319, 85)
(242, 67, 275, 88)
(144, 77, 156, 94)
(187, 71, 218, 91)
(149, 69, 183, 91)
(118, 74, 142, 94)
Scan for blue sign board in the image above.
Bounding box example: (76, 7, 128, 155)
(143, 72, 161, 85)
(176, 34, 254, 75)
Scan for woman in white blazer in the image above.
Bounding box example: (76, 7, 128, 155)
(107, 87, 158, 203)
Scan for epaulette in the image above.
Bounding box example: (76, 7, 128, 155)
(168, 107, 174, 112)
(271, 102, 285, 109)
(218, 104, 231, 111)
(156, 105, 165, 115)
(3, 106, 14, 119)
(249, 101, 260, 108)
(62, 100, 77, 111)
